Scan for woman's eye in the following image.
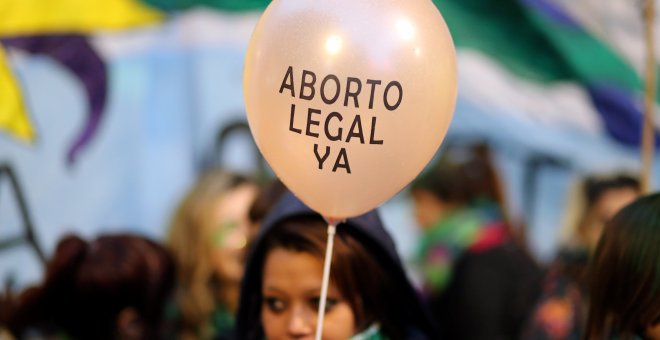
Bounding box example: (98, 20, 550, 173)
(264, 297, 286, 313)
(310, 297, 339, 312)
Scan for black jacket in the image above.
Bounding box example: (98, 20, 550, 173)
(431, 240, 543, 340)
(233, 192, 437, 340)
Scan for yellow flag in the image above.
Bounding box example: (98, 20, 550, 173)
(0, 47, 35, 143)
(0, 0, 162, 35)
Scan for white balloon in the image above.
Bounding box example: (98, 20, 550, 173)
(244, 0, 457, 219)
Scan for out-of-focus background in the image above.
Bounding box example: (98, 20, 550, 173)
(0, 0, 658, 289)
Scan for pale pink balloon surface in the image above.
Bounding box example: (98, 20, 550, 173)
(244, 0, 457, 219)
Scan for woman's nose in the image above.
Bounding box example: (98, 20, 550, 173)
(287, 305, 314, 337)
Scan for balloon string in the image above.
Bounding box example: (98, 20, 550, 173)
(315, 222, 337, 340)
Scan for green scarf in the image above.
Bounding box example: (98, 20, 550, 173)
(417, 202, 506, 293)
(350, 324, 388, 340)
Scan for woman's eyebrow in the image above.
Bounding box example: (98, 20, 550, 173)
(303, 287, 343, 297)
(303, 288, 322, 295)
(263, 286, 287, 294)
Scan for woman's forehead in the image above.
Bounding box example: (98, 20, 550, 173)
(262, 248, 336, 295)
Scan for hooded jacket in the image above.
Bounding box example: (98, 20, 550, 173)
(233, 192, 438, 340)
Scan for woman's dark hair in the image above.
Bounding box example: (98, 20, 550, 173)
(248, 179, 287, 225)
(260, 215, 408, 340)
(7, 234, 175, 340)
(583, 174, 640, 208)
(585, 193, 660, 340)
(411, 142, 505, 208)
(411, 142, 524, 243)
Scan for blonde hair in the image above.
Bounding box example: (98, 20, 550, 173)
(168, 169, 250, 339)
(557, 178, 588, 248)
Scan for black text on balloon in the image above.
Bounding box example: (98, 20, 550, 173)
(280, 66, 399, 174)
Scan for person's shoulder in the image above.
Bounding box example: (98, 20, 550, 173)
(456, 238, 543, 290)
(406, 326, 441, 340)
(463, 239, 531, 266)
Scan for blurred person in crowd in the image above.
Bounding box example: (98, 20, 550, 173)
(4, 233, 175, 339)
(247, 178, 287, 243)
(167, 169, 257, 339)
(0, 278, 17, 338)
(585, 193, 660, 340)
(410, 142, 542, 340)
(234, 192, 438, 340)
(523, 174, 640, 339)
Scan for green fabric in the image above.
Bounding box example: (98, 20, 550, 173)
(417, 207, 485, 290)
(142, 0, 269, 12)
(433, 0, 660, 98)
(264, 324, 387, 340)
(210, 303, 234, 335)
(432, 0, 573, 82)
(142, 0, 658, 98)
(350, 324, 388, 340)
(165, 301, 234, 338)
(140, 0, 658, 98)
(522, 3, 648, 93)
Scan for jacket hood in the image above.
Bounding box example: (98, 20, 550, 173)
(234, 191, 437, 340)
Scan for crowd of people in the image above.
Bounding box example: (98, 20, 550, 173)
(1, 144, 658, 340)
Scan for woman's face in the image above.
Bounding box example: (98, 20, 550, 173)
(261, 248, 356, 340)
(646, 321, 660, 340)
(411, 189, 452, 229)
(581, 187, 638, 251)
(209, 184, 258, 283)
